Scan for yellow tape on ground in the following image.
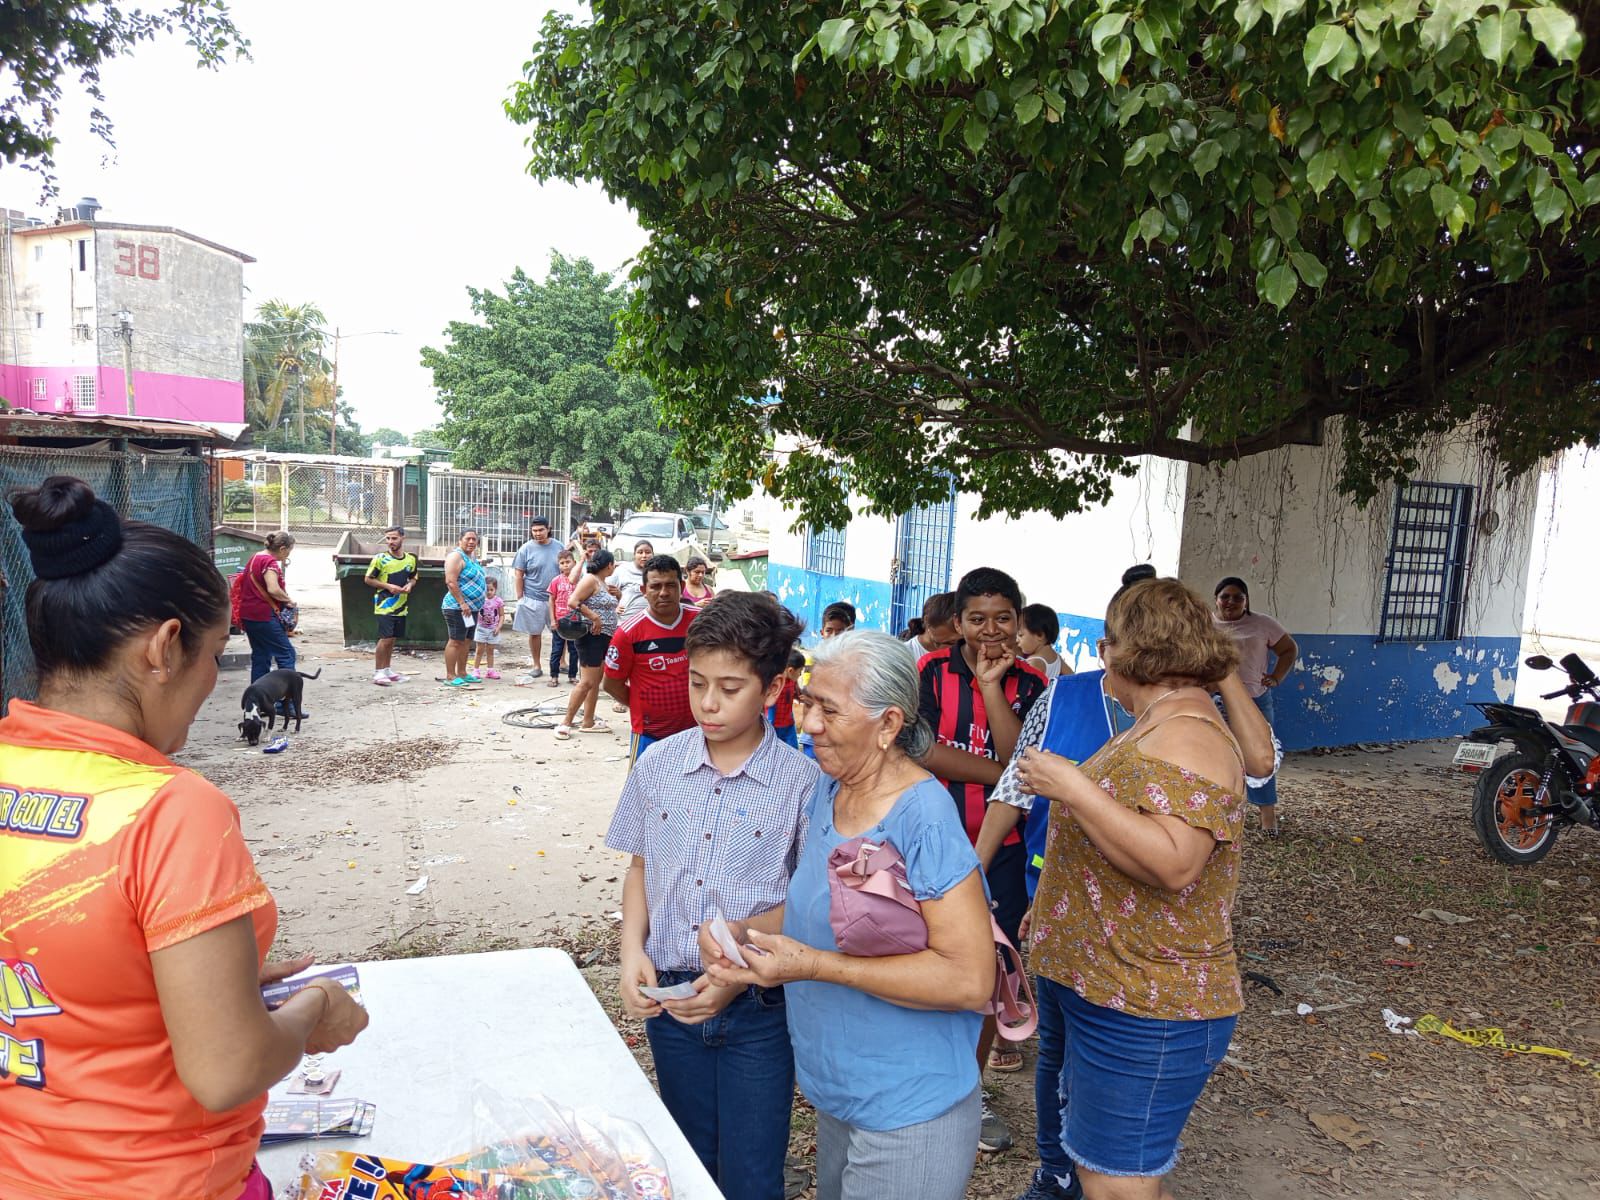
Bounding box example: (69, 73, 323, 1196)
(1416, 1014, 1600, 1081)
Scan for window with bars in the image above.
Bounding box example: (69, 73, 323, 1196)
(71, 375, 96, 411)
(1378, 481, 1474, 642)
(31, 378, 47, 400)
(806, 524, 847, 576)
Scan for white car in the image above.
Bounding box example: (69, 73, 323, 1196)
(609, 512, 706, 565)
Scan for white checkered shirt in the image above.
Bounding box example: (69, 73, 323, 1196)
(606, 723, 820, 972)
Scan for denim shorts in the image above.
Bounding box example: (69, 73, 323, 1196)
(1048, 976, 1236, 1177)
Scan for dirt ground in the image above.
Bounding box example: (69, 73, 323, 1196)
(181, 553, 1600, 1199)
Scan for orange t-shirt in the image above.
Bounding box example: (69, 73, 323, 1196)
(0, 701, 277, 1200)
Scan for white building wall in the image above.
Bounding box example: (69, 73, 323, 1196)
(1516, 447, 1600, 716)
(2, 226, 99, 371)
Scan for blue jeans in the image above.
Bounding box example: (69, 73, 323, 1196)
(242, 618, 296, 682)
(1046, 976, 1236, 1177)
(549, 631, 579, 679)
(645, 973, 794, 1200)
(1034, 976, 1077, 1187)
(1248, 691, 1278, 808)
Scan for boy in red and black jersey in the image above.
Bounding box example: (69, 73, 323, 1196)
(917, 566, 1045, 1150)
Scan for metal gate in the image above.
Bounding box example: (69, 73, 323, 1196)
(215, 453, 402, 545)
(425, 468, 572, 557)
(1378, 481, 1475, 642)
(890, 482, 958, 635)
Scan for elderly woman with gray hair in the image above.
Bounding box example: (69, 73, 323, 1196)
(703, 630, 994, 1200)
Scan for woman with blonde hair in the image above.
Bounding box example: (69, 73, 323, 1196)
(1014, 577, 1247, 1200)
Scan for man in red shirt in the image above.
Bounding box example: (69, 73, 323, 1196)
(917, 565, 1046, 1154)
(605, 555, 698, 763)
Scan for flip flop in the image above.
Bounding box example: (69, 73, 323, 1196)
(554, 725, 573, 740)
(987, 1047, 1025, 1073)
(578, 721, 611, 734)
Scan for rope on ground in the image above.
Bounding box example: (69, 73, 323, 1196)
(502, 706, 559, 730)
(1416, 1014, 1600, 1080)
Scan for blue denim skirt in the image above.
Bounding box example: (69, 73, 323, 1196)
(1050, 977, 1236, 1177)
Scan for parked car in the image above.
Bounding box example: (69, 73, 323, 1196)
(688, 509, 737, 553)
(609, 512, 708, 565)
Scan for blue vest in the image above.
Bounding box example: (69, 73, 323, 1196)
(1023, 670, 1127, 897)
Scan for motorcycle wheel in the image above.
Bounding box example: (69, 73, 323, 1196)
(1472, 754, 1561, 865)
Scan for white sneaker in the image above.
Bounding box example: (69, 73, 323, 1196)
(386, 669, 406, 683)
(372, 671, 391, 686)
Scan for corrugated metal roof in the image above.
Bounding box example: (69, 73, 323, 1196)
(11, 220, 255, 263)
(215, 448, 399, 468)
(0, 410, 242, 442)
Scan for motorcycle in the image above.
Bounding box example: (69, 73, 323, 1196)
(1454, 653, 1600, 864)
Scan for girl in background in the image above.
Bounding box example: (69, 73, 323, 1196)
(471, 577, 504, 680)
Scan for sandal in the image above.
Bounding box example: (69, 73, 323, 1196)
(578, 720, 611, 734)
(547, 677, 561, 688)
(987, 1047, 1025, 1073)
(554, 725, 573, 740)
(611, 703, 627, 714)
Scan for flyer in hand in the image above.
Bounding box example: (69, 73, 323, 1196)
(262, 965, 363, 1011)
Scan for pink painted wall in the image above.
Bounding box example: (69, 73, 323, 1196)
(0, 364, 243, 424)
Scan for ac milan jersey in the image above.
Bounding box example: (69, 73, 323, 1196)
(917, 645, 1046, 846)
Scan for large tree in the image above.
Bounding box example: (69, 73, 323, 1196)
(1, 1, 249, 192)
(420, 254, 702, 512)
(515, 0, 1597, 525)
(243, 300, 366, 455)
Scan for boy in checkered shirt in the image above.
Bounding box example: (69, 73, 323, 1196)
(605, 592, 818, 1200)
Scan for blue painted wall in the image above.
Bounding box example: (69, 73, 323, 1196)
(768, 563, 1517, 749)
(768, 562, 893, 640)
(1276, 634, 1519, 750)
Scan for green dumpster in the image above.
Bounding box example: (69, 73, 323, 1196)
(723, 549, 768, 591)
(213, 525, 268, 580)
(331, 533, 508, 650)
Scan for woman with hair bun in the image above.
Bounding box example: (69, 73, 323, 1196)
(238, 529, 297, 682)
(703, 630, 994, 1200)
(0, 476, 367, 1200)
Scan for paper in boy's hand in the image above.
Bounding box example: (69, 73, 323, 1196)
(638, 981, 700, 1002)
(708, 909, 749, 968)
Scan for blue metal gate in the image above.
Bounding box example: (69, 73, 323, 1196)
(890, 482, 957, 635)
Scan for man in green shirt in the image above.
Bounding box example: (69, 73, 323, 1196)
(365, 525, 418, 686)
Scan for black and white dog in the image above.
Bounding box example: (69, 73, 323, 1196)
(238, 668, 321, 745)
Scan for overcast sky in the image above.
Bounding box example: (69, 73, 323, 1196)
(23, 0, 645, 436)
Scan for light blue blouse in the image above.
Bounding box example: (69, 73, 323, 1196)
(782, 775, 984, 1131)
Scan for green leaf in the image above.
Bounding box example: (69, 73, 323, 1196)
(1530, 172, 1568, 226)
(959, 25, 994, 73)
(1098, 34, 1132, 85)
(1290, 249, 1328, 288)
(1521, 127, 1554, 157)
(1268, 202, 1299, 244)
(1429, 182, 1461, 222)
(1343, 208, 1372, 250)
(1191, 139, 1223, 180)
(817, 17, 859, 59)
(876, 25, 902, 64)
(1421, 0, 1475, 51)
(1137, 205, 1166, 245)
(1235, 0, 1265, 36)
(1475, 10, 1517, 64)
(1090, 12, 1129, 53)
(1014, 93, 1043, 125)
(1304, 24, 1356, 80)
(1064, 69, 1090, 98)
(1526, 5, 1582, 61)
(1258, 263, 1299, 308)
(1307, 148, 1337, 195)
(1263, 0, 1307, 34)
(964, 114, 990, 154)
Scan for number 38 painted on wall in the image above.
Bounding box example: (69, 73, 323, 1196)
(113, 240, 160, 280)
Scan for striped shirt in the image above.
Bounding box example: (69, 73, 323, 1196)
(917, 644, 1046, 846)
(606, 724, 820, 972)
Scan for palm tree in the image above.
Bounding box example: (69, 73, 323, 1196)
(244, 301, 332, 445)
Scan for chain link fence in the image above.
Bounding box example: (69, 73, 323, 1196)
(216, 456, 401, 545)
(1, 441, 210, 707)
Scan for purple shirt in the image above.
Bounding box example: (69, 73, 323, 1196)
(606, 723, 820, 973)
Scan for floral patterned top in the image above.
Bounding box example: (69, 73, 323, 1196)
(1030, 719, 1246, 1020)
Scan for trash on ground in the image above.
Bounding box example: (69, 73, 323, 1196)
(405, 875, 430, 896)
(1309, 1111, 1375, 1151)
(262, 736, 290, 754)
(1415, 1014, 1600, 1080)
(1415, 908, 1474, 924)
(1382, 1007, 1416, 1036)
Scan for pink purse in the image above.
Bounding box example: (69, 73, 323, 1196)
(827, 836, 1038, 1041)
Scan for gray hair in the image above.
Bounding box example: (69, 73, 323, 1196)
(809, 629, 934, 760)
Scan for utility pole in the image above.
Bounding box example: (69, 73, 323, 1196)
(115, 309, 134, 414)
(329, 326, 341, 455)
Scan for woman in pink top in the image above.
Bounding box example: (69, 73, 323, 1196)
(1213, 577, 1298, 834)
